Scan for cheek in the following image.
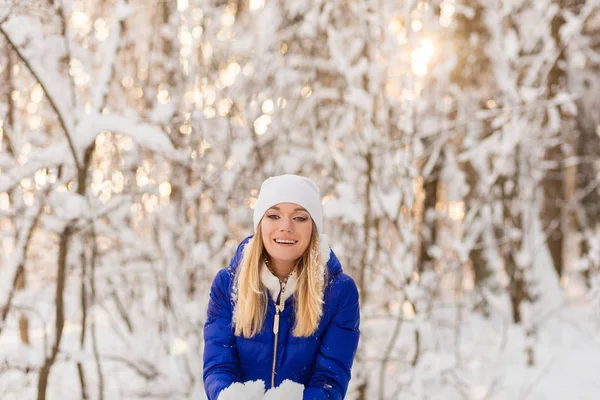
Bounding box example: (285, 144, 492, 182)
(261, 223, 272, 246)
(260, 226, 269, 243)
(298, 241, 310, 255)
(298, 226, 313, 250)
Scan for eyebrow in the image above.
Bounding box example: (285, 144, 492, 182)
(269, 206, 307, 212)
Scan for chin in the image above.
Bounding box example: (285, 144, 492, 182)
(271, 252, 300, 262)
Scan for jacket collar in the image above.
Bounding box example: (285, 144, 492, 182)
(260, 263, 298, 303)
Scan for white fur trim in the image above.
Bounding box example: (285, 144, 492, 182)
(260, 263, 297, 306)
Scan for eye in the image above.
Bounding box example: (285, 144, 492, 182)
(266, 214, 279, 220)
(294, 216, 308, 222)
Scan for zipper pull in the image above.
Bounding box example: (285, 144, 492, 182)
(273, 309, 280, 334)
(273, 279, 286, 335)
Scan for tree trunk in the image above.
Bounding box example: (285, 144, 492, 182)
(16, 270, 30, 344)
(417, 169, 439, 274)
(495, 165, 529, 325)
(37, 224, 70, 400)
(541, 2, 567, 278)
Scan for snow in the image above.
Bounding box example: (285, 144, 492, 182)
(2, 16, 76, 135)
(90, 3, 125, 111)
(73, 112, 176, 159)
(263, 380, 304, 399)
(217, 381, 264, 400)
(555, 92, 578, 116)
(0, 144, 70, 193)
(2, 0, 600, 399)
(345, 87, 373, 114)
(48, 190, 88, 224)
(216, 380, 304, 400)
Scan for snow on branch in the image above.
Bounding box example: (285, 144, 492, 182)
(0, 19, 79, 167)
(74, 112, 176, 160)
(0, 144, 71, 193)
(91, 1, 132, 111)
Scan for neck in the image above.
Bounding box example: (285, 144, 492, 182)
(266, 258, 295, 281)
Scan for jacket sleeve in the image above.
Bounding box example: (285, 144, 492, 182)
(203, 268, 240, 400)
(303, 275, 360, 400)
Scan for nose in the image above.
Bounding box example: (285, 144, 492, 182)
(278, 217, 293, 232)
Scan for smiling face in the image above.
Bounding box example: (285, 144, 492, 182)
(260, 202, 313, 270)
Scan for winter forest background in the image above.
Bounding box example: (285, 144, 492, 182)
(1, 0, 600, 399)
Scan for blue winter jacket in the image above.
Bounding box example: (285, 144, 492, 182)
(203, 237, 360, 400)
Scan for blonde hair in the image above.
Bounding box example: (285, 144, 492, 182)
(233, 223, 326, 338)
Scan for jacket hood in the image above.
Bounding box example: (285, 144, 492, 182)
(229, 235, 343, 279)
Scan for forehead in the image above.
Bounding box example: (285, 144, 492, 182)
(268, 202, 308, 213)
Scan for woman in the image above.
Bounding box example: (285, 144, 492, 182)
(203, 174, 360, 400)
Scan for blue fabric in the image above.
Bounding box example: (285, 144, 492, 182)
(203, 236, 360, 400)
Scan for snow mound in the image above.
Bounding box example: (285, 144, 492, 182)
(217, 380, 264, 400)
(264, 380, 304, 399)
(217, 379, 304, 400)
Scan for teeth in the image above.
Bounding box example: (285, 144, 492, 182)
(275, 239, 296, 244)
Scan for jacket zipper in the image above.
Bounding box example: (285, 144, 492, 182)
(271, 278, 287, 388)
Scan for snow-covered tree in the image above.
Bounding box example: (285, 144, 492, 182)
(2, 0, 600, 399)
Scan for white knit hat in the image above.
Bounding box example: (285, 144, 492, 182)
(253, 174, 323, 234)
